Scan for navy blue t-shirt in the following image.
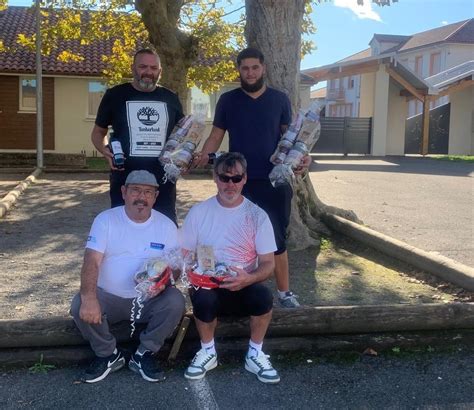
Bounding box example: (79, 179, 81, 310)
(95, 83, 183, 171)
(213, 87, 291, 179)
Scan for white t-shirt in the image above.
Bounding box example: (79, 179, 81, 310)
(86, 207, 178, 298)
(179, 196, 277, 272)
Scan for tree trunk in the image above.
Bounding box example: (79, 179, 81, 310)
(135, 0, 198, 105)
(245, 0, 359, 250)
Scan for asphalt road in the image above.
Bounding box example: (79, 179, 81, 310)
(2, 347, 473, 409)
(309, 156, 474, 267)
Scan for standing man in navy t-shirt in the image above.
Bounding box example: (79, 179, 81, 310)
(91, 49, 184, 224)
(194, 48, 310, 308)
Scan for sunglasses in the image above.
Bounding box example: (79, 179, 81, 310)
(217, 174, 245, 183)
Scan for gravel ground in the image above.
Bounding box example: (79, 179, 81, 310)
(0, 173, 214, 320)
(0, 171, 471, 320)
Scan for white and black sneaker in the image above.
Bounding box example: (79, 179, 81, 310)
(279, 291, 300, 308)
(184, 348, 218, 380)
(84, 349, 125, 383)
(128, 351, 166, 382)
(245, 351, 280, 384)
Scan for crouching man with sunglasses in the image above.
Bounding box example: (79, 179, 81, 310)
(180, 152, 280, 384)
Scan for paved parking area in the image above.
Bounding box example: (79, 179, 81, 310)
(309, 156, 474, 267)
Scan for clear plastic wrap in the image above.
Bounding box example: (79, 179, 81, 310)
(182, 245, 236, 289)
(269, 103, 321, 187)
(159, 113, 206, 183)
(129, 249, 183, 337)
(269, 110, 305, 164)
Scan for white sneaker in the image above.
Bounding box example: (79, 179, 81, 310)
(184, 349, 218, 380)
(245, 351, 280, 384)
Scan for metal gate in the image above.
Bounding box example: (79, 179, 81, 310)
(404, 103, 450, 154)
(313, 117, 372, 154)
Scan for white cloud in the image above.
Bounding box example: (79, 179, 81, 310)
(441, 20, 448, 25)
(334, 0, 383, 22)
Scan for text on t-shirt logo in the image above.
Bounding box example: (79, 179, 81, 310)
(150, 242, 165, 250)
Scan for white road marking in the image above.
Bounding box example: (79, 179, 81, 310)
(188, 378, 219, 410)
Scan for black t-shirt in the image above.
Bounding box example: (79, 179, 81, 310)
(95, 83, 184, 171)
(213, 87, 291, 179)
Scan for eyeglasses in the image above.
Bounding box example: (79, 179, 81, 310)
(217, 174, 245, 183)
(128, 186, 157, 198)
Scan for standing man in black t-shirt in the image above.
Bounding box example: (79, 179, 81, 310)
(91, 49, 184, 224)
(194, 48, 310, 308)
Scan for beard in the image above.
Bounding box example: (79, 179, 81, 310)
(240, 75, 265, 93)
(133, 71, 158, 91)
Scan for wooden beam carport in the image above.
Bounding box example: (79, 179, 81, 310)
(305, 56, 435, 156)
(385, 66, 432, 155)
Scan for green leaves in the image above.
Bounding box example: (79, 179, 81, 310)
(28, 354, 56, 374)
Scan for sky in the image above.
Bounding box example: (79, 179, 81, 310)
(302, 0, 473, 88)
(7, 0, 474, 90)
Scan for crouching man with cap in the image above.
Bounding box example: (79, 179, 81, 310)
(71, 170, 185, 383)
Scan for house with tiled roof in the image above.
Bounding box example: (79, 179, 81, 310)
(0, 6, 116, 155)
(303, 19, 473, 156)
(0, 6, 314, 156)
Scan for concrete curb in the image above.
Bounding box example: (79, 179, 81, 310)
(322, 213, 474, 291)
(0, 168, 42, 219)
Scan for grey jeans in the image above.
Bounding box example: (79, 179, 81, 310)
(71, 286, 185, 357)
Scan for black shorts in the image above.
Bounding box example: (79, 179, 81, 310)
(190, 283, 273, 323)
(109, 168, 177, 224)
(242, 179, 292, 255)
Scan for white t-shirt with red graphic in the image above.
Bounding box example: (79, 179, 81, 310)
(179, 196, 277, 272)
(85, 206, 178, 298)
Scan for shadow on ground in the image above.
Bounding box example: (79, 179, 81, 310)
(0, 172, 469, 321)
(310, 156, 474, 177)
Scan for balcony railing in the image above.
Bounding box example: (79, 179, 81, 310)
(326, 88, 346, 101)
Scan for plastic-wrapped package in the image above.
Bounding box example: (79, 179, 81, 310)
(270, 111, 305, 164)
(160, 115, 193, 164)
(130, 250, 183, 337)
(182, 245, 236, 289)
(269, 103, 321, 187)
(159, 113, 206, 183)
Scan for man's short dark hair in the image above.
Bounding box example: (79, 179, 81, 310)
(133, 48, 160, 64)
(214, 152, 247, 175)
(236, 48, 264, 66)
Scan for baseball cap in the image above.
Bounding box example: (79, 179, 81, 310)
(125, 170, 159, 187)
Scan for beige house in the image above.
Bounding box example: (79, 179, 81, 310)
(0, 6, 313, 157)
(303, 19, 474, 155)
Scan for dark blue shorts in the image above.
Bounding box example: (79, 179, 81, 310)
(190, 283, 273, 323)
(243, 179, 292, 255)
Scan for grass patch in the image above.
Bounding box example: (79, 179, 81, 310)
(86, 157, 109, 170)
(431, 155, 474, 163)
(28, 354, 55, 374)
(319, 237, 332, 251)
(284, 233, 466, 308)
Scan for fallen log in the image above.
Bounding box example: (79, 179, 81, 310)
(0, 303, 473, 349)
(1, 329, 473, 368)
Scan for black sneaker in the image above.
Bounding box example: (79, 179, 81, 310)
(84, 350, 125, 383)
(128, 351, 166, 382)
